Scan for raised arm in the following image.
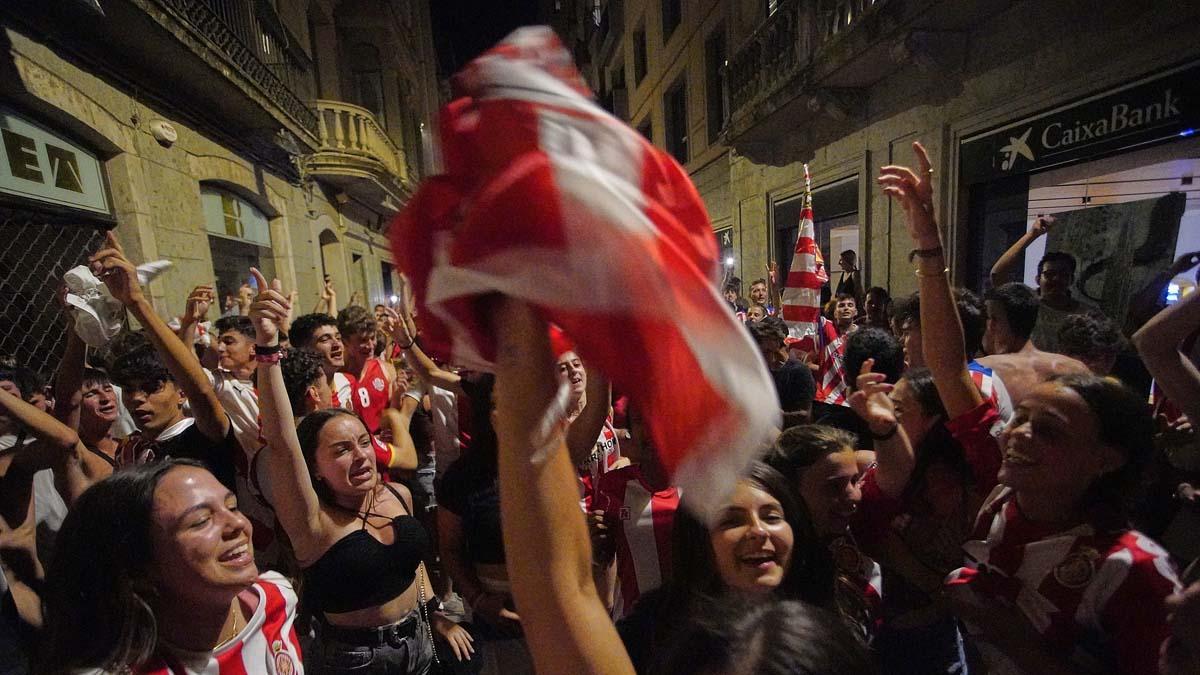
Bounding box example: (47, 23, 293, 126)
(0, 387, 100, 505)
(377, 384, 419, 471)
(567, 363, 610, 468)
(492, 298, 635, 675)
(847, 359, 914, 497)
(1126, 252, 1200, 335)
(878, 142, 983, 419)
(314, 277, 338, 315)
(90, 232, 229, 442)
(177, 284, 215, 361)
(247, 269, 327, 561)
(384, 306, 463, 395)
(51, 287, 86, 431)
(1132, 286, 1200, 425)
(990, 216, 1052, 287)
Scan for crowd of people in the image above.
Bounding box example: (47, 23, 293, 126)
(0, 140, 1198, 675)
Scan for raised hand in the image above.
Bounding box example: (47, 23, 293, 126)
(247, 268, 291, 346)
(88, 230, 144, 306)
(184, 285, 215, 324)
(1168, 250, 1200, 277)
(878, 141, 939, 249)
(1029, 214, 1056, 238)
(381, 306, 416, 347)
(320, 277, 336, 302)
(847, 358, 897, 436)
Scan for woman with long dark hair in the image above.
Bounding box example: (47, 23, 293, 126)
(484, 298, 873, 675)
(41, 459, 302, 674)
(247, 270, 472, 675)
(617, 461, 835, 673)
(883, 142, 1181, 674)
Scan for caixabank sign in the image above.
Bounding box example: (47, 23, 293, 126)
(960, 61, 1200, 184)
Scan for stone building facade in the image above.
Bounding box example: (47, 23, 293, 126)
(555, 0, 1200, 325)
(0, 0, 439, 373)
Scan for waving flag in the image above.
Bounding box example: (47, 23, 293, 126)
(389, 27, 779, 523)
(780, 165, 829, 352)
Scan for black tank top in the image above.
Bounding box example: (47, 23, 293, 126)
(302, 483, 431, 615)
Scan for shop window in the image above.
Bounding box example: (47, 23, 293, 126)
(773, 176, 860, 305)
(664, 75, 688, 164)
(201, 186, 274, 301)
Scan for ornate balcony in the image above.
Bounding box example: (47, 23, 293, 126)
(307, 101, 411, 214)
(724, 0, 1003, 164)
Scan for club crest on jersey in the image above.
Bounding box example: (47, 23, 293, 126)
(1053, 547, 1101, 589)
(618, 506, 631, 521)
(272, 640, 296, 675)
(373, 377, 386, 392)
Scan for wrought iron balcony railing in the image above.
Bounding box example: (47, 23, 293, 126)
(725, 0, 885, 119)
(151, 0, 320, 138)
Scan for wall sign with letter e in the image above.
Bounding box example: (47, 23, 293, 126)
(0, 108, 109, 214)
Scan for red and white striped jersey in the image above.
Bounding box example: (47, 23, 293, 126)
(815, 333, 849, 406)
(104, 572, 303, 674)
(946, 488, 1180, 674)
(586, 465, 680, 619)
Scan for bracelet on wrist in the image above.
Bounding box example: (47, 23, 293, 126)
(253, 352, 283, 364)
(871, 423, 899, 441)
(908, 246, 944, 263)
(253, 343, 282, 355)
(914, 266, 949, 279)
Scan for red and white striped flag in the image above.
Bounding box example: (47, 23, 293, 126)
(780, 165, 828, 352)
(389, 27, 779, 522)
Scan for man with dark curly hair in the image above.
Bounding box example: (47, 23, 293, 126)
(1057, 310, 1124, 375)
(748, 316, 815, 428)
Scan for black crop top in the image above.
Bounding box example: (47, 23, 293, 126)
(302, 484, 432, 615)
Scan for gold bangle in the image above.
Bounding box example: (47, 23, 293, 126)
(915, 267, 949, 278)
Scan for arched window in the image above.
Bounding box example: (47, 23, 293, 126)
(200, 185, 275, 302)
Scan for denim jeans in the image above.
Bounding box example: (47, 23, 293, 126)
(316, 617, 435, 675)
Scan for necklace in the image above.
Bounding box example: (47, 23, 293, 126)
(217, 602, 244, 648)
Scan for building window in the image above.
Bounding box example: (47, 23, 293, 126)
(637, 118, 653, 144)
(664, 75, 688, 164)
(705, 27, 728, 146)
(201, 187, 270, 246)
(661, 0, 681, 41)
(201, 186, 275, 302)
(349, 43, 386, 128)
(633, 26, 648, 84)
(381, 261, 395, 301)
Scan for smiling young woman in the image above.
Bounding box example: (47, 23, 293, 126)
(249, 269, 472, 675)
(41, 460, 303, 674)
(617, 462, 837, 672)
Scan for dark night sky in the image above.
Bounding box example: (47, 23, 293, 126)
(430, 0, 541, 78)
